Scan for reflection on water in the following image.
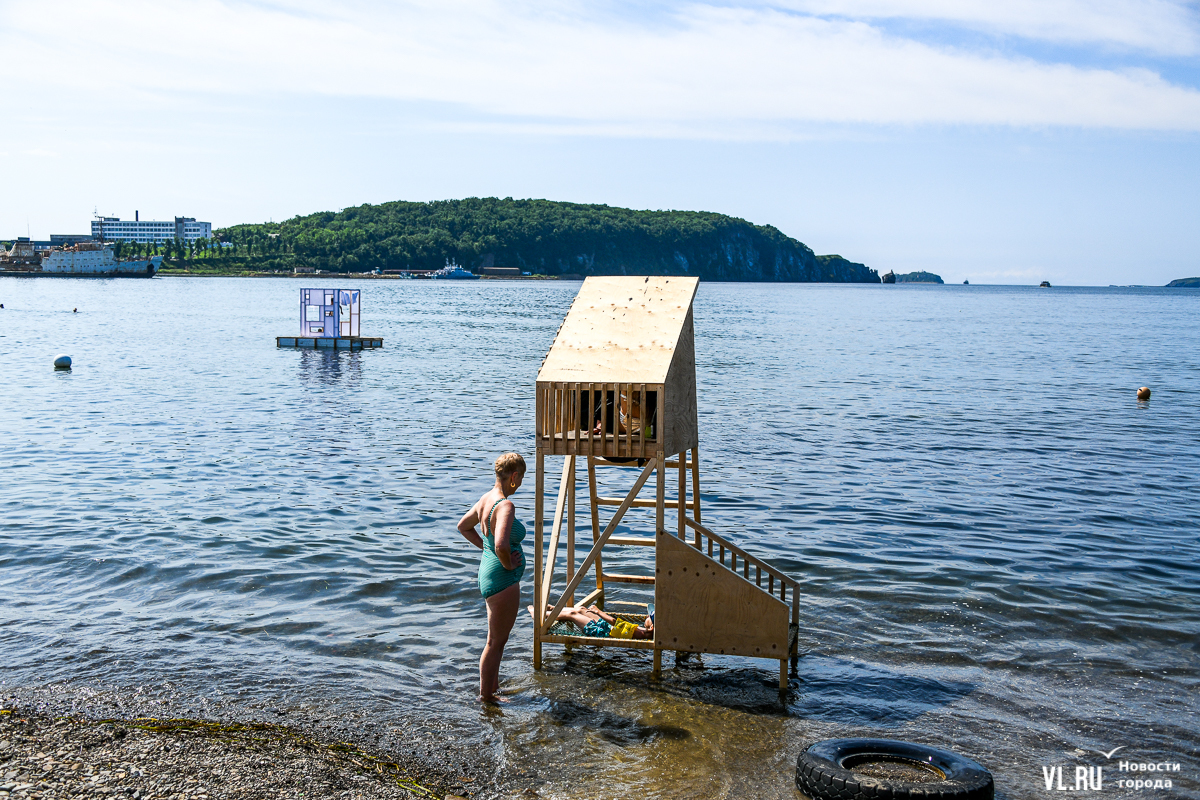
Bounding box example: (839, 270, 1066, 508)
(297, 348, 364, 387)
(1, 279, 1198, 799)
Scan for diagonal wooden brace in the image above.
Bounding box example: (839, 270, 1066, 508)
(540, 458, 657, 634)
(540, 455, 575, 612)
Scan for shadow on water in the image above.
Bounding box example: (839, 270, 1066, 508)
(542, 648, 785, 716)
(540, 649, 972, 724)
(790, 656, 975, 725)
(541, 698, 691, 744)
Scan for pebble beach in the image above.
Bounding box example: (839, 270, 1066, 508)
(0, 705, 469, 800)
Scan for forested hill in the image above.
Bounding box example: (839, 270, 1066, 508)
(218, 198, 879, 282)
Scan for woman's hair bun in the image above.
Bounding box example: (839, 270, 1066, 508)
(494, 452, 527, 478)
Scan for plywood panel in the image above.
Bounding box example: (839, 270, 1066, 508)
(538, 276, 700, 384)
(663, 308, 698, 455)
(654, 530, 788, 659)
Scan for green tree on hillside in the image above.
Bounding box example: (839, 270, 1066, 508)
(212, 198, 879, 282)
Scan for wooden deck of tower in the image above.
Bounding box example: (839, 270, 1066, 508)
(532, 276, 800, 690)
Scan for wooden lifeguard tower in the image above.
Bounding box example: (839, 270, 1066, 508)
(532, 276, 800, 689)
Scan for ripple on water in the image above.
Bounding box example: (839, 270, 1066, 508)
(1, 281, 1198, 799)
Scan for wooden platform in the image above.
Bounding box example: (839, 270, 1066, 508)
(276, 336, 383, 350)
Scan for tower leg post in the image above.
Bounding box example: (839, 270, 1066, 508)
(534, 451, 544, 671)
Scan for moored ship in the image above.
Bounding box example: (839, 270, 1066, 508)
(426, 258, 479, 280)
(0, 239, 161, 278)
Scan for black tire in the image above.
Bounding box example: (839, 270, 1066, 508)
(796, 738, 993, 800)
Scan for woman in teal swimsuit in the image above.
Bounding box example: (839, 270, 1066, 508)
(457, 452, 527, 703)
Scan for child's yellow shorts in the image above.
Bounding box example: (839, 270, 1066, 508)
(609, 619, 638, 639)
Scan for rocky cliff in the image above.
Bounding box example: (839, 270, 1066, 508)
(219, 198, 880, 282)
(895, 271, 944, 284)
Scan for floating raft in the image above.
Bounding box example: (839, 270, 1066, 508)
(276, 336, 383, 350)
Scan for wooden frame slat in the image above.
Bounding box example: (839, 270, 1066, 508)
(601, 573, 655, 585)
(539, 456, 575, 612)
(638, 383, 647, 459)
(542, 634, 656, 650)
(536, 384, 546, 446)
(587, 455, 603, 595)
(558, 382, 567, 450)
(533, 450, 545, 669)
(586, 382, 594, 456)
(623, 382, 632, 459)
(595, 496, 682, 509)
(567, 454, 576, 605)
(691, 448, 702, 525)
(606, 535, 657, 546)
(678, 447, 687, 541)
(578, 586, 603, 608)
(655, 451, 665, 538)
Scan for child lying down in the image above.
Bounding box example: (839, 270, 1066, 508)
(528, 603, 653, 640)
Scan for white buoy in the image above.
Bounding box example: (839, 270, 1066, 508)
(53, 354, 72, 369)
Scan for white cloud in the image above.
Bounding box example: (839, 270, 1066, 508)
(768, 0, 1200, 54)
(3, 0, 1200, 136)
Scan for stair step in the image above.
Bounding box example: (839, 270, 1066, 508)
(602, 573, 655, 585)
(607, 536, 656, 546)
(595, 496, 682, 508)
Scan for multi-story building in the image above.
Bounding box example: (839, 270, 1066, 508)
(90, 213, 212, 243)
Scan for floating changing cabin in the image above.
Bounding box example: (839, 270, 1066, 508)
(276, 288, 383, 349)
(532, 276, 799, 689)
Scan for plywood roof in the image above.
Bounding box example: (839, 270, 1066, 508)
(538, 276, 699, 384)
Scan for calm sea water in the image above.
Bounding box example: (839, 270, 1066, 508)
(1, 278, 1197, 799)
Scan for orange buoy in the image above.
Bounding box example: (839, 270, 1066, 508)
(1137, 387, 1151, 401)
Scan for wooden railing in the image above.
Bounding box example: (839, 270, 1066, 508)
(537, 382, 661, 459)
(684, 518, 798, 608)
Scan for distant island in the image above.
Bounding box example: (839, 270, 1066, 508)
(1166, 277, 1200, 287)
(167, 198, 879, 282)
(895, 271, 944, 284)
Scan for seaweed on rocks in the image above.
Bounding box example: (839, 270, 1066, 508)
(0, 706, 473, 800)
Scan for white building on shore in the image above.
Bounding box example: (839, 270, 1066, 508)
(90, 213, 212, 243)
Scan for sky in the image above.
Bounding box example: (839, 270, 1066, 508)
(2, 0, 1199, 285)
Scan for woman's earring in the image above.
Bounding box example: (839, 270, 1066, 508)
(510, 480, 516, 488)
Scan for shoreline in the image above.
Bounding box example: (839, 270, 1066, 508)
(155, 271, 564, 280)
(0, 688, 489, 800)
(0, 709, 453, 800)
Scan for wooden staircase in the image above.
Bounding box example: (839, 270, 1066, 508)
(533, 451, 799, 689)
